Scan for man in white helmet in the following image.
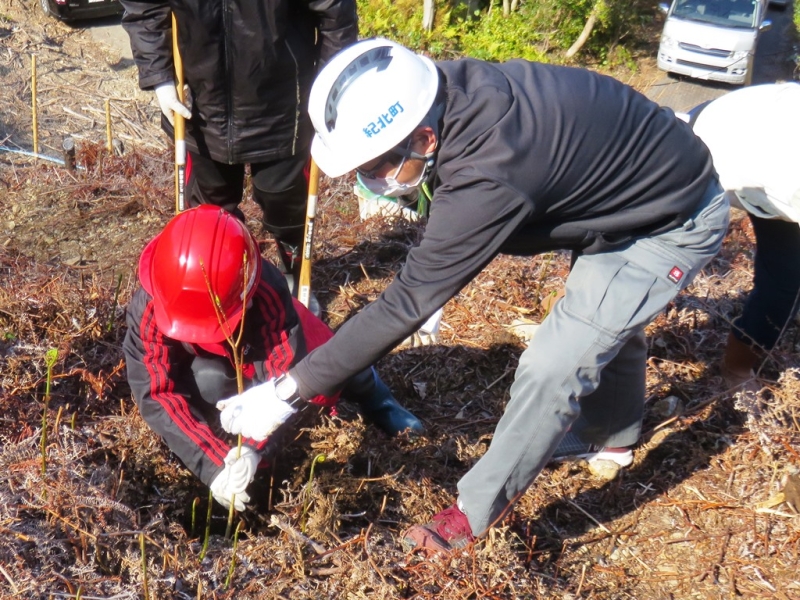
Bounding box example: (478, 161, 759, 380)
(214, 38, 730, 553)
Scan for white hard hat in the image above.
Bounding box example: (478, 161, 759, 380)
(309, 38, 440, 178)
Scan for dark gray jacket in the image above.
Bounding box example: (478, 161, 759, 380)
(291, 58, 715, 398)
(120, 0, 357, 164)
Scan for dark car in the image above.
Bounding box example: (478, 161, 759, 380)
(39, 0, 123, 21)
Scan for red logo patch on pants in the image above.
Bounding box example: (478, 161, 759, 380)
(667, 266, 684, 284)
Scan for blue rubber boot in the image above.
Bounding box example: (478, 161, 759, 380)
(344, 368, 424, 435)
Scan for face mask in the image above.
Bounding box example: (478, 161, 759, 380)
(359, 153, 434, 198)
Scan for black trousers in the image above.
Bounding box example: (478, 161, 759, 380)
(733, 215, 800, 350)
(185, 151, 308, 249)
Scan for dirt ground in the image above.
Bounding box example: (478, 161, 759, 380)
(1, 2, 799, 599)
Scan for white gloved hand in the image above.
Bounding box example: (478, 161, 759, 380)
(154, 81, 192, 126)
(216, 380, 297, 442)
(209, 445, 260, 512)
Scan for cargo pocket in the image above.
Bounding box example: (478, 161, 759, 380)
(563, 254, 662, 344)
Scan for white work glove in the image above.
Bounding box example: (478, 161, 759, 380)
(400, 307, 443, 348)
(154, 81, 192, 126)
(216, 380, 297, 442)
(209, 445, 260, 512)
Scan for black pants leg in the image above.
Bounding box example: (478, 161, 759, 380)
(251, 154, 309, 277)
(734, 216, 800, 350)
(185, 151, 246, 216)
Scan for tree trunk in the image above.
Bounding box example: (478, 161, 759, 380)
(423, 0, 435, 31)
(503, 0, 510, 17)
(565, 10, 598, 58)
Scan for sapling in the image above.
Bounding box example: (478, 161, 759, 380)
(107, 272, 123, 333)
(199, 252, 249, 540)
(41, 348, 57, 475)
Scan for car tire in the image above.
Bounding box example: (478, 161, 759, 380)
(39, 0, 52, 16)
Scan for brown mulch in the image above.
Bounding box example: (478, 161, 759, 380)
(1, 3, 799, 599)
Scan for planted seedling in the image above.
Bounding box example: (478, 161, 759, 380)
(41, 348, 58, 476)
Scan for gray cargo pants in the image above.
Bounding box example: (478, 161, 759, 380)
(457, 181, 729, 536)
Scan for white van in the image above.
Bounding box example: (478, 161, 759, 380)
(657, 0, 771, 85)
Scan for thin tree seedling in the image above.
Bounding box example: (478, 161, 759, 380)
(41, 348, 58, 476)
(107, 272, 123, 333)
(140, 532, 150, 600)
(199, 252, 250, 541)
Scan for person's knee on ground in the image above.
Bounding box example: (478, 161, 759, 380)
(189, 355, 239, 406)
(342, 367, 424, 435)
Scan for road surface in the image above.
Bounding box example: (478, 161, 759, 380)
(644, 2, 797, 111)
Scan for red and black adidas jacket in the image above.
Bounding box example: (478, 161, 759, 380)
(123, 259, 337, 487)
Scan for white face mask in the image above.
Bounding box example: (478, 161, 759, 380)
(358, 151, 434, 198)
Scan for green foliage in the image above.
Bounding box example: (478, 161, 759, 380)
(795, 0, 800, 38)
(357, 0, 654, 62)
(447, 8, 548, 62)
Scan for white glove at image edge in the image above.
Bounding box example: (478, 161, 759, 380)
(209, 445, 260, 512)
(154, 81, 192, 125)
(216, 379, 297, 442)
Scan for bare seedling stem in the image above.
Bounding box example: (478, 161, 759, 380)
(31, 55, 39, 156)
(105, 99, 113, 153)
(140, 532, 150, 600)
(199, 252, 250, 541)
(41, 348, 58, 476)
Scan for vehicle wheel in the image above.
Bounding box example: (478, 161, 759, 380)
(39, 0, 52, 16)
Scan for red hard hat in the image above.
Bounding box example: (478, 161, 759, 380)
(138, 205, 261, 344)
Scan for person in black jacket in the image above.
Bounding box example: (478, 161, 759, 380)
(119, 0, 357, 293)
(211, 39, 730, 552)
(123, 205, 422, 512)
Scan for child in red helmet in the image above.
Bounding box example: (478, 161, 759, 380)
(123, 205, 422, 512)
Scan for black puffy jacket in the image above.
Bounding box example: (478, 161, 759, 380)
(120, 0, 357, 164)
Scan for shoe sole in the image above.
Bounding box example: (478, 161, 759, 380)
(552, 450, 633, 468)
(401, 525, 453, 554)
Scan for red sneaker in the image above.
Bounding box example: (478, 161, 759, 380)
(401, 503, 475, 553)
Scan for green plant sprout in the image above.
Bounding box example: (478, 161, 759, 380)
(224, 519, 244, 589)
(199, 489, 213, 561)
(191, 496, 200, 538)
(301, 454, 327, 533)
(41, 348, 58, 476)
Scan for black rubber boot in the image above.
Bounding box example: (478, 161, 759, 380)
(344, 368, 424, 435)
(274, 237, 321, 317)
